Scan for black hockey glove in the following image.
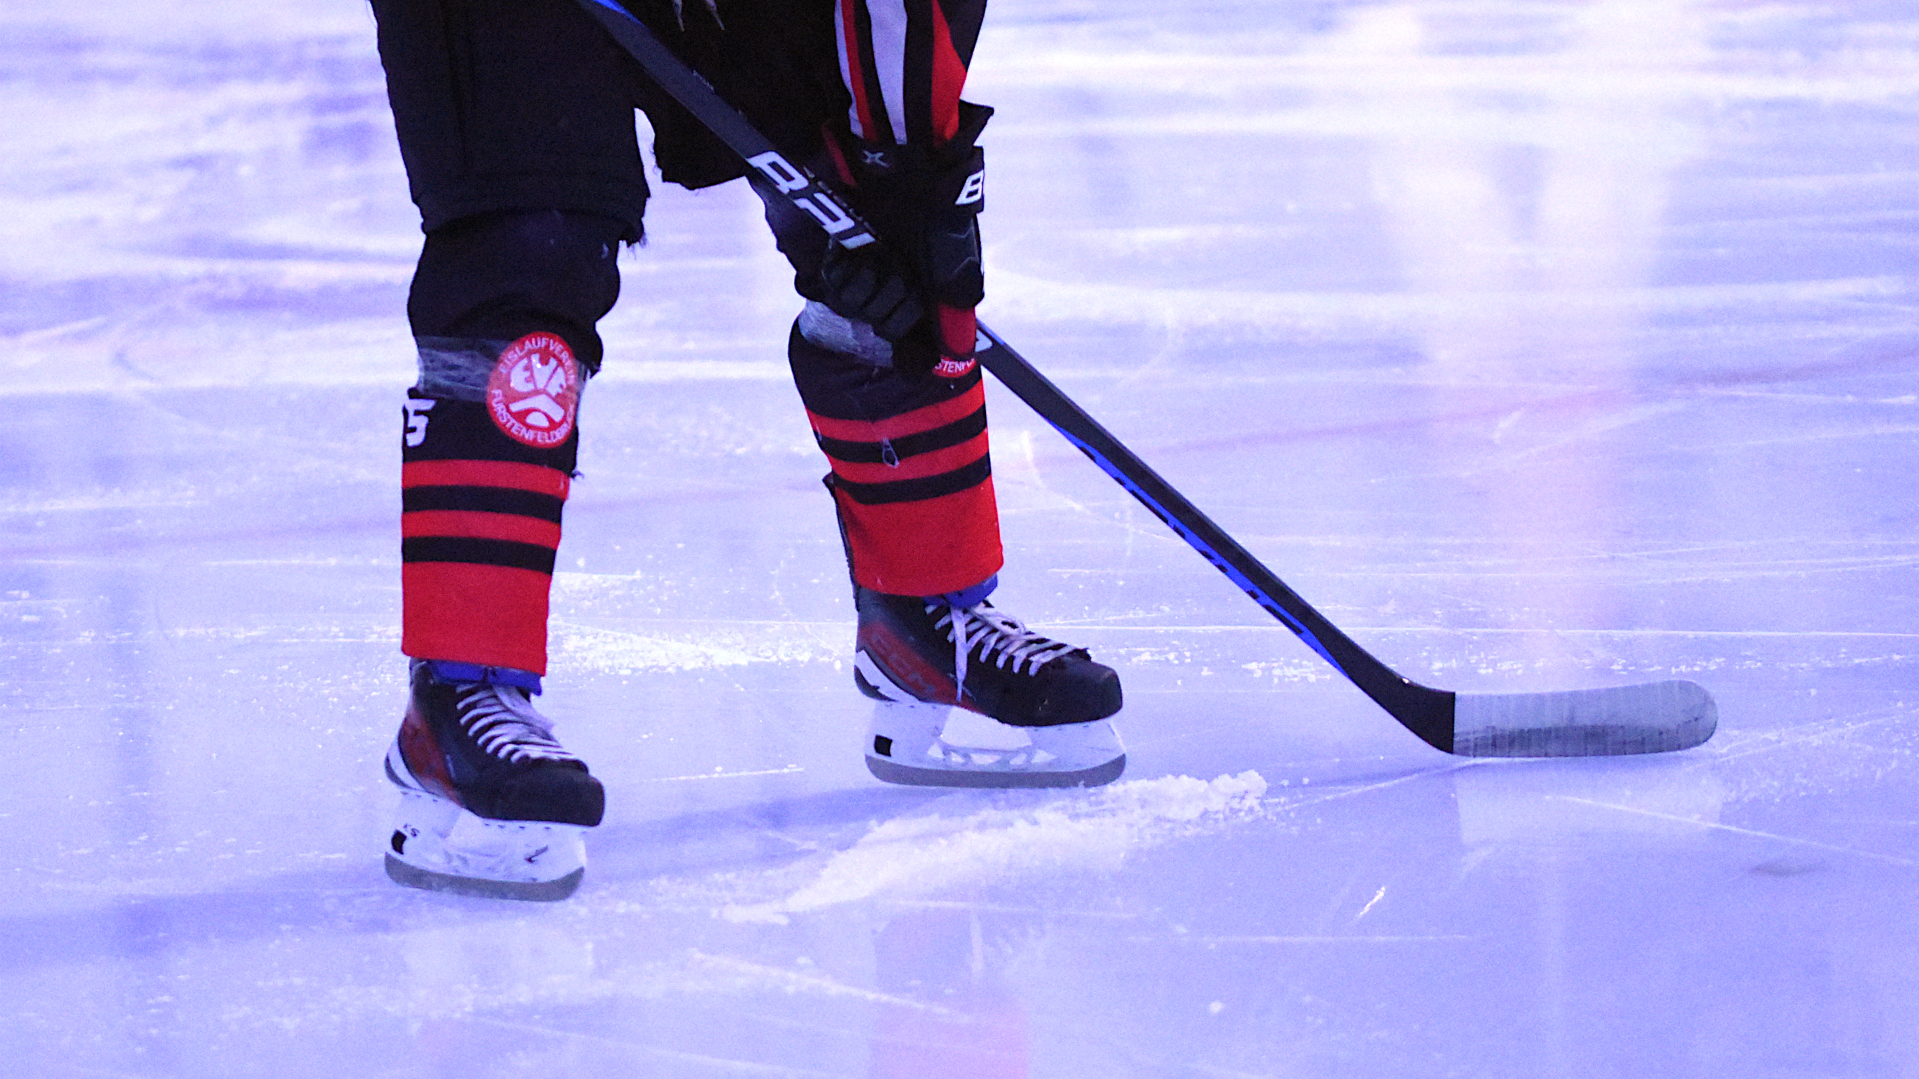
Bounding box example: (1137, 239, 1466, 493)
(829, 102, 992, 377)
(818, 241, 925, 343)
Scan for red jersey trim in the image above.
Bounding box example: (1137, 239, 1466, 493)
(928, 0, 966, 143)
(838, 0, 878, 140)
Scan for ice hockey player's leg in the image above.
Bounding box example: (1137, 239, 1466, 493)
(390, 210, 619, 898)
(856, 585, 1126, 789)
(787, 317, 1123, 788)
(385, 660, 605, 900)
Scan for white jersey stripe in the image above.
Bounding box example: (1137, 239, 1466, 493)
(863, 0, 911, 144)
(833, 0, 862, 138)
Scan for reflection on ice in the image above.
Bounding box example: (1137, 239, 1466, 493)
(870, 906, 1033, 1079)
(1453, 757, 1727, 846)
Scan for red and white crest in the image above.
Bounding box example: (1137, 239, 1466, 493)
(487, 333, 580, 448)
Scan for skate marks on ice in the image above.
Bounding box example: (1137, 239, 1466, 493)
(544, 617, 842, 675)
(546, 575, 846, 674)
(719, 772, 1269, 924)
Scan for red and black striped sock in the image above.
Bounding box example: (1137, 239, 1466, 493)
(400, 333, 583, 676)
(790, 323, 1003, 597)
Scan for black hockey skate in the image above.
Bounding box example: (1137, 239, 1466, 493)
(854, 586, 1125, 788)
(384, 660, 605, 900)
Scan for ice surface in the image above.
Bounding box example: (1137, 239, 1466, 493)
(5, 0, 1919, 1075)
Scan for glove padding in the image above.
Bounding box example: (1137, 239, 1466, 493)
(818, 241, 925, 344)
(821, 104, 991, 377)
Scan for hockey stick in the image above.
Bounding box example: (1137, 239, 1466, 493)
(575, 0, 1718, 757)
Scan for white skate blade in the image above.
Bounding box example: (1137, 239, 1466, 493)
(386, 790, 589, 902)
(864, 701, 1126, 790)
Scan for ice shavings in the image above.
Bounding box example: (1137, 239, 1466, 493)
(722, 772, 1268, 924)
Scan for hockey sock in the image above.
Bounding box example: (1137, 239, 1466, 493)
(401, 334, 583, 676)
(398, 211, 621, 676)
(791, 320, 1003, 597)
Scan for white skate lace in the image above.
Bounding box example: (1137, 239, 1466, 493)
(933, 602, 1078, 696)
(455, 684, 580, 764)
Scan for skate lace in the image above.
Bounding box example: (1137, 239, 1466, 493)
(455, 684, 580, 764)
(933, 602, 1078, 694)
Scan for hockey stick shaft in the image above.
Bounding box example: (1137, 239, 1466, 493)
(573, 0, 1716, 757)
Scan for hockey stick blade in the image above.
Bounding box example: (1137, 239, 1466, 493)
(1453, 680, 1716, 757)
(572, 0, 1719, 757)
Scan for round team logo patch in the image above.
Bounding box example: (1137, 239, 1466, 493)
(487, 333, 580, 448)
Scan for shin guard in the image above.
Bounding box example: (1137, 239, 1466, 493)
(401, 334, 584, 675)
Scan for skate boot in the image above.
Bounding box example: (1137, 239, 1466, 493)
(854, 586, 1125, 788)
(384, 660, 605, 900)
